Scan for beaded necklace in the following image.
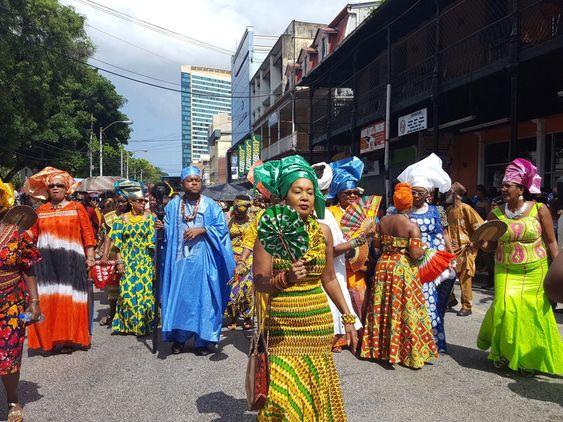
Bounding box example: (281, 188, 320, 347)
(181, 195, 200, 223)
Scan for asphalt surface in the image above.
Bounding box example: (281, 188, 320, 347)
(2, 286, 562, 422)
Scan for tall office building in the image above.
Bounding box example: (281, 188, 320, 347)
(181, 65, 231, 167)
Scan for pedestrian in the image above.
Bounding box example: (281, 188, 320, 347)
(253, 155, 357, 421)
(76, 191, 101, 239)
(99, 191, 130, 326)
(445, 182, 484, 317)
(477, 158, 563, 375)
(327, 156, 370, 322)
(313, 162, 363, 353)
(160, 166, 234, 356)
(473, 185, 490, 220)
(361, 182, 437, 368)
(397, 154, 455, 353)
(225, 195, 254, 330)
(107, 181, 158, 336)
(23, 167, 96, 353)
(0, 180, 42, 422)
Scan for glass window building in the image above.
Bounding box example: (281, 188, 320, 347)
(181, 65, 231, 167)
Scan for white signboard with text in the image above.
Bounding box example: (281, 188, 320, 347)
(398, 108, 427, 136)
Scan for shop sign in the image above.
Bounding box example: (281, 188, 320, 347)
(360, 121, 385, 154)
(252, 135, 262, 163)
(398, 108, 427, 136)
(245, 138, 253, 172)
(238, 144, 246, 176)
(230, 153, 238, 180)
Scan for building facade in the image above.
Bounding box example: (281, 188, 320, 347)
(181, 65, 231, 167)
(300, 0, 563, 199)
(208, 114, 232, 185)
(231, 27, 277, 147)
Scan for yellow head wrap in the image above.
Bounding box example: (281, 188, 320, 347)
(0, 178, 15, 210)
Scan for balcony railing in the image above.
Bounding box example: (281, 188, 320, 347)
(261, 132, 309, 161)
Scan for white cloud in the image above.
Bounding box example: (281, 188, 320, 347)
(60, 0, 346, 175)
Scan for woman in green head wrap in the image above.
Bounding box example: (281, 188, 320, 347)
(252, 155, 356, 421)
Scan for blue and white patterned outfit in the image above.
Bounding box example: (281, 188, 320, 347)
(409, 204, 449, 352)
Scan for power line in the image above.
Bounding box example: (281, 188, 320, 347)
(90, 57, 179, 86)
(73, 0, 234, 55)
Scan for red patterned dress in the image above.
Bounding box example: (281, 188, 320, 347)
(0, 224, 41, 375)
(361, 235, 437, 368)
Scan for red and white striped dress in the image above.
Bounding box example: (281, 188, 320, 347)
(27, 201, 96, 352)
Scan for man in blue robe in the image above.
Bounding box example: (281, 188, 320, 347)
(161, 166, 235, 355)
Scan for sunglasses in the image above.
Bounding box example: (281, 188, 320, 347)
(131, 198, 148, 203)
(48, 183, 66, 189)
(341, 190, 360, 197)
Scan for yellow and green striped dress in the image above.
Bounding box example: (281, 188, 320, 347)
(259, 217, 346, 422)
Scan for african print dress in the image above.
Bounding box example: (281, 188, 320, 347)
(27, 202, 96, 352)
(109, 214, 155, 336)
(408, 204, 452, 352)
(225, 218, 253, 320)
(0, 225, 40, 375)
(258, 218, 346, 422)
(361, 235, 437, 368)
(477, 204, 563, 374)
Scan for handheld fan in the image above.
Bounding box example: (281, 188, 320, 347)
(340, 195, 382, 240)
(258, 205, 309, 261)
(418, 248, 456, 284)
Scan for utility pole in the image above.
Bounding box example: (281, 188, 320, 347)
(140, 168, 143, 181)
(99, 126, 103, 177)
(126, 151, 129, 179)
(89, 114, 93, 177)
(120, 146, 123, 178)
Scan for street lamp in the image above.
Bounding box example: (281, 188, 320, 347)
(99, 119, 133, 176)
(126, 149, 148, 180)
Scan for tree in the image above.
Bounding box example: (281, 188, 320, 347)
(128, 157, 167, 184)
(0, 0, 131, 180)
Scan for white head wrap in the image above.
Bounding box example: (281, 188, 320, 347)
(397, 153, 451, 193)
(312, 162, 333, 191)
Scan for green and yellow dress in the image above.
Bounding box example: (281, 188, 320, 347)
(477, 203, 563, 374)
(259, 218, 346, 422)
(109, 213, 155, 336)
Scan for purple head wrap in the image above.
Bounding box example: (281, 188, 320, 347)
(502, 158, 542, 194)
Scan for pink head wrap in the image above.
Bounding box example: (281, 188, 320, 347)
(502, 158, 541, 194)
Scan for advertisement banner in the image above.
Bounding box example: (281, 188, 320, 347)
(238, 144, 245, 176)
(360, 121, 385, 154)
(245, 139, 252, 172)
(252, 135, 261, 162)
(230, 153, 239, 180)
(398, 108, 427, 137)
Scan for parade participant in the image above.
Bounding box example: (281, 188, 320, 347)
(361, 183, 437, 368)
(313, 162, 362, 352)
(225, 195, 253, 330)
(477, 159, 563, 375)
(23, 167, 96, 353)
(445, 182, 484, 316)
(76, 191, 101, 239)
(397, 154, 454, 353)
(107, 181, 156, 336)
(161, 166, 234, 356)
(253, 155, 356, 421)
(327, 156, 372, 323)
(0, 180, 42, 422)
(99, 191, 130, 326)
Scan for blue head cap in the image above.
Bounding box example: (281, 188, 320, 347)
(181, 166, 202, 181)
(327, 156, 364, 200)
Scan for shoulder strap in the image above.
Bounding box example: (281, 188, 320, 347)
(529, 201, 541, 219)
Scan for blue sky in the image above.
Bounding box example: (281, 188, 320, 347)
(61, 0, 345, 176)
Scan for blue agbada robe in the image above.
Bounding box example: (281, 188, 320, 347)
(161, 194, 235, 346)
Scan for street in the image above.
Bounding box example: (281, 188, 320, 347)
(3, 286, 562, 422)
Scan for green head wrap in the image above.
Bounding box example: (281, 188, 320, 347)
(254, 155, 325, 219)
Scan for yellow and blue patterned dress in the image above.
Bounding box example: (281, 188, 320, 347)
(109, 214, 155, 336)
(259, 217, 346, 422)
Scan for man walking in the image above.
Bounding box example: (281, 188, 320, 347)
(160, 166, 235, 355)
(446, 182, 484, 316)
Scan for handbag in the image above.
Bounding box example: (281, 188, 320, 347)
(245, 329, 270, 411)
(89, 261, 121, 290)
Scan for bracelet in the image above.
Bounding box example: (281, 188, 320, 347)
(30, 298, 40, 303)
(350, 235, 367, 249)
(270, 272, 289, 291)
(341, 313, 357, 325)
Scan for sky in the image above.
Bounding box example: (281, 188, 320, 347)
(60, 0, 346, 176)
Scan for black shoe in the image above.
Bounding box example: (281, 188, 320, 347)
(456, 308, 472, 317)
(446, 298, 459, 311)
(194, 347, 211, 356)
(171, 343, 183, 354)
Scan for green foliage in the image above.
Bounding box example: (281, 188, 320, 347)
(0, 0, 132, 180)
(127, 156, 167, 184)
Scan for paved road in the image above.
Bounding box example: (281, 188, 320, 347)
(2, 286, 563, 421)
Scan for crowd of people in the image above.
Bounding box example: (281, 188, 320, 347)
(0, 153, 561, 421)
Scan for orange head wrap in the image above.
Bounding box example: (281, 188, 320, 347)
(393, 182, 413, 212)
(23, 166, 74, 201)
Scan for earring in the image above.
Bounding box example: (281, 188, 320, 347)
(518, 195, 524, 201)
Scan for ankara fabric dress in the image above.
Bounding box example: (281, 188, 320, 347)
(161, 195, 234, 346)
(28, 202, 95, 352)
(477, 204, 563, 374)
(225, 218, 253, 320)
(361, 235, 437, 368)
(109, 215, 155, 335)
(258, 218, 346, 422)
(0, 226, 40, 375)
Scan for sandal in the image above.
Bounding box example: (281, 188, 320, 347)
(242, 319, 254, 330)
(171, 343, 183, 354)
(8, 403, 23, 422)
(99, 315, 112, 326)
(332, 346, 343, 353)
(228, 319, 237, 330)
